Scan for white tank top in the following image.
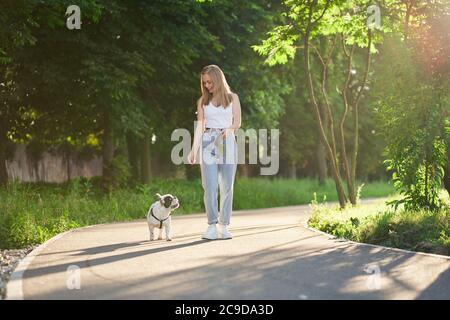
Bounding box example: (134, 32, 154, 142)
(203, 101, 233, 128)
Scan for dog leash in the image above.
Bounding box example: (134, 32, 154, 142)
(150, 207, 171, 229)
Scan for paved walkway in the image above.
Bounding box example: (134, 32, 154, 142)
(7, 201, 450, 299)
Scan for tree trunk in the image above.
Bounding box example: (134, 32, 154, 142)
(290, 160, 297, 179)
(304, 25, 347, 208)
(152, 150, 162, 178)
(444, 146, 450, 197)
(339, 43, 356, 205)
(0, 133, 8, 186)
(140, 135, 151, 184)
(316, 140, 327, 185)
(317, 104, 329, 186)
(444, 163, 450, 197)
(349, 29, 372, 205)
(238, 163, 249, 178)
(66, 151, 71, 182)
(238, 142, 250, 178)
(102, 117, 115, 188)
(126, 133, 140, 181)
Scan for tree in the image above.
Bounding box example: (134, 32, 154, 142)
(0, 0, 106, 185)
(374, 0, 450, 209)
(0, 0, 40, 185)
(253, 0, 389, 207)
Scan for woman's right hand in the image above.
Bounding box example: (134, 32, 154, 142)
(187, 150, 196, 165)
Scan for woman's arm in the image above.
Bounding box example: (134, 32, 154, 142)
(190, 99, 205, 161)
(229, 93, 242, 132)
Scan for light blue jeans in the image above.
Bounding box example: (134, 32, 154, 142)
(200, 128, 238, 226)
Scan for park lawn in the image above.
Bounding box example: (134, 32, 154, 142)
(0, 177, 395, 249)
(308, 192, 450, 256)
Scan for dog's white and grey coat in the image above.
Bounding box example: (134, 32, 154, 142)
(147, 193, 180, 241)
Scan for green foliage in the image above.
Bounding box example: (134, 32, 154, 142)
(384, 136, 447, 211)
(102, 155, 132, 191)
(373, 36, 449, 211)
(253, 0, 391, 67)
(199, 0, 292, 130)
(309, 196, 450, 255)
(1, 0, 296, 186)
(252, 0, 400, 205)
(2, 0, 447, 192)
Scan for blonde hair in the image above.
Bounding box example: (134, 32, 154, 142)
(199, 65, 233, 109)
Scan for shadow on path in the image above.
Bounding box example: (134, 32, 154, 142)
(27, 229, 432, 299)
(24, 225, 305, 280)
(417, 266, 450, 299)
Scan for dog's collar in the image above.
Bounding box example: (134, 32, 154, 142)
(150, 207, 171, 229)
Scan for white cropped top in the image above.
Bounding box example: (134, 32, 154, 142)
(203, 101, 233, 129)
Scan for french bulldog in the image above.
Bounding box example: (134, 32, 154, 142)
(147, 193, 180, 241)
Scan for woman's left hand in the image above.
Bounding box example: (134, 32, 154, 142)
(221, 128, 234, 138)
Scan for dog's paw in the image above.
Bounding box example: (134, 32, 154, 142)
(166, 238, 172, 241)
(157, 236, 163, 240)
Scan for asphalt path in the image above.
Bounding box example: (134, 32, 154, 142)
(7, 200, 450, 299)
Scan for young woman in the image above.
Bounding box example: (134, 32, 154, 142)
(187, 65, 241, 240)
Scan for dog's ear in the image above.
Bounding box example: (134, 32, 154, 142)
(156, 193, 164, 205)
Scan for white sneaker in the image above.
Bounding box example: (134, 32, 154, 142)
(219, 224, 232, 239)
(202, 224, 218, 240)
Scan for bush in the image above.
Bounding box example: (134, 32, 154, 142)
(308, 195, 450, 256)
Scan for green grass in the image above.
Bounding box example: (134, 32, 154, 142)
(234, 178, 394, 209)
(0, 177, 395, 249)
(308, 192, 450, 256)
